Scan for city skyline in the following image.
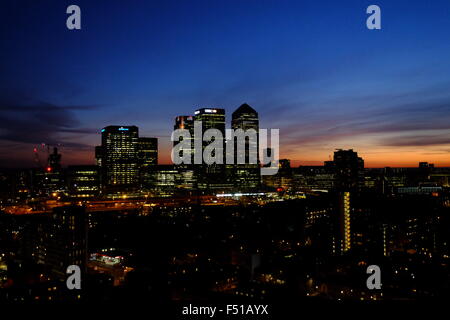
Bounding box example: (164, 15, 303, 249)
(2, 1, 450, 308)
(2, 0, 450, 168)
(2, 104, 450, 169)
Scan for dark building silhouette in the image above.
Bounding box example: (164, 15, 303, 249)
(333, 149, 364, 192)
(19, 206, 88, 282)
(138, 137, 158, 190)
(48, 147, 62, 172)
(331, 149, 364, 255)
(95, 146, 103, 167)
(35, 147, 64, 196)
(45, 206, 88, 280)
(138, 137, 158, 167)
(262, 158, 292, 191)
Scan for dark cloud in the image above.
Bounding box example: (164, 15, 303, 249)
(382, 135, 450, 147)
(0, 101, 99, 148)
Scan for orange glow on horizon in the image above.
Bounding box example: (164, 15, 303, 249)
(3, 142, 450, 169)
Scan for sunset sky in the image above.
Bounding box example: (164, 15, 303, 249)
(1, 0, 450, 168)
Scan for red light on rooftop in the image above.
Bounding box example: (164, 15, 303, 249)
(46, 167, 52, 172)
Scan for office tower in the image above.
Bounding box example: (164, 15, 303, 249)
(97, 126, 139, 187)
(231, 103, 259, 161)
(194, 108, 226, 160)
(194, 108, 226, 133)
(67, 165, 100, 198)
(174, 116, 194, 165)
(333, 149, 364, 192)
(193, 108, 227, 190)
(138, 137, 158, 167)
(138, 137, 158, 190)
(231, 103, 260, 191)
(45, 206, 88, 280)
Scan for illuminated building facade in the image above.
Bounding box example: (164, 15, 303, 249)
(231, 103, 260, 192)
(67, 165, 100, 198)
(193, 108, 226, 159)
(144, 165, 178, 196)
(193, 108, 228, 190)
(97, 126, 139, 188)
(339, 191, 351, 253)
(194, 108, 226, 133)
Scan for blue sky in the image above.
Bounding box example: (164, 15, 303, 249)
(1, 0, 450, 167)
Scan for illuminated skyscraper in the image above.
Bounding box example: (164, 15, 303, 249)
(193, 108, 228, 190)
(231, 103, 260, 191)
(231, 103, 259, 160)
(98, 126, 139, 187)
(194, 108, 226, 146)
(194, 108, 225, 160)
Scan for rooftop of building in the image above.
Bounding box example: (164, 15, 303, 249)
(232, 103, 258, 116)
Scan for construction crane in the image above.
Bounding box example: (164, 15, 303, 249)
(33, 143, 62, 171)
